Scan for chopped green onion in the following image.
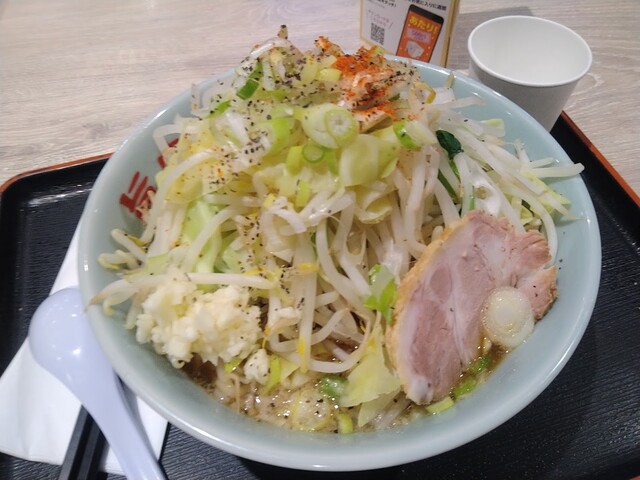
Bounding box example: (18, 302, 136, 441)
(224, 356, 243, 374)
(336, 412, 354, 434)
(236, 61, 263, 100)
(405, 120, 437, 146)
(295, 179, 311, 208)
(298, 103, 356, 148)
(324, 107, 357, 146)
(262, 116, 295, 154)
(324, 148, 339, 175)
(319, 374, 347, 399)
(302, 142, 326, 163)
(286, 145, 304, 174)
(209, 100, 231, 117)
(236, 78, 260, 100)
(452, 376, 476, 398)
(426, 396, 454, 414)
(363, 264, 397, 323)
(392, 120, 437, 150)
(436, 130, 463, 159)
(393, 120, 420, 149)
(467, 353, 490, 375)
(300, 56, 319, 84)
(265, 355, 281, 393)
(317, 67, 341, 82)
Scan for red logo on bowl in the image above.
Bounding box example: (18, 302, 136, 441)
(118, 139, 176, 218)
(119, 171, 155, 219)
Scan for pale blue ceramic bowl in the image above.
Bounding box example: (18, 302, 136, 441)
(78, 60, 601, 471)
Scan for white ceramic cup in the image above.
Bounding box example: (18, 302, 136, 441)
(467, 15, 592, 130)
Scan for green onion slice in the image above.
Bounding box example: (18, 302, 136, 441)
(262, 116, 295, 154)
(319, 374, 347, 399)
(363, 264, 397, 323)
(236, 61, 263, 100)
(298, 104, 357, 149)
(209, 99, 231, 117)
(467, 353, 491, 375)
(302, 142, 326, 163)
(452, 376, 476, 398)
(324, 107, 357, 146)
(294, 179, 311, 208)
(223, 356, 242, 374)
(265, 355, 281, 393)
(426, 396, 454, 414)
(286, 145, 304, 174)
(336, 412, 354, 434)
(324, 149, 339, 175)
(392, 120, 437, 150)
(393, 120, 420, 149)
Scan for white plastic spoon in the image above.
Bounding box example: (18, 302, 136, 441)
(28, 287, 166, 480)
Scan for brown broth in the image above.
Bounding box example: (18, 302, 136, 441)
(183, 344, 505, 433)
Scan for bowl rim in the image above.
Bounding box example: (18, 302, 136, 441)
(78, 59, 601, 471)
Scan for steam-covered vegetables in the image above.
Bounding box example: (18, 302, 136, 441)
(94, 28, 583, 432)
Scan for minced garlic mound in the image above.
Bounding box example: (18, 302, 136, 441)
(135, 267, 262, 368)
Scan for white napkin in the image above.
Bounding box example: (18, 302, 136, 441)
(0, 226, 168, 475)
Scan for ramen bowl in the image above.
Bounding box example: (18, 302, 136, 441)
(77, 59, 600, 471)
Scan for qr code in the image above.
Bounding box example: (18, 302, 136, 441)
(371, 23, 385, 45)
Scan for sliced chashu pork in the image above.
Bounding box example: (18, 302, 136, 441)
(386, 210, 557, 405)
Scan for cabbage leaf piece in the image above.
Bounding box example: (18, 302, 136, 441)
(339, 321, 401, 408)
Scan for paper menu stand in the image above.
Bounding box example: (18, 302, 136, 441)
(360, 0, 460, 67)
